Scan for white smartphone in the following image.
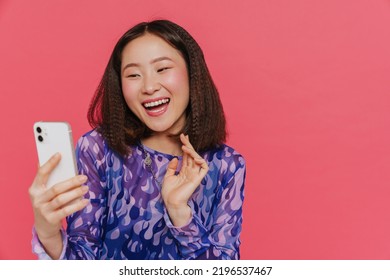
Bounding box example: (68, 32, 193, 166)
(33, 121, 78, 188)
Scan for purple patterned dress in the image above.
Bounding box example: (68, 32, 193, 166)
(32, 129, 246, 259)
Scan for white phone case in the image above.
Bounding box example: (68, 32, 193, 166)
(33, 122, 78, 188)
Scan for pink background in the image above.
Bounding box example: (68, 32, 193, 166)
(1, 0, 389, 259)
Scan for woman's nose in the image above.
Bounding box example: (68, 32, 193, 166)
(142, 74, 161, 95)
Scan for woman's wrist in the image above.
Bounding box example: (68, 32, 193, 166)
(36, 230, 63, 259)
(165, 204, 192, 227)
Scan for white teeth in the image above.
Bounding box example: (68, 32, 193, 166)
(144, 98, 169, 108)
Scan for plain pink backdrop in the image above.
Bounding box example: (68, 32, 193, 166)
(0, 0, 389, 259)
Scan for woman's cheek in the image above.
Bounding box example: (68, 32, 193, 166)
(164, 70, 189, 93)
(121, 81, 139, 100)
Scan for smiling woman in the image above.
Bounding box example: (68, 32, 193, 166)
(121, 34, 190, 139)
(28, 19, 246, 260)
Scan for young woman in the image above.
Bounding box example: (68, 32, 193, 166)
(29, 20, 246, 260)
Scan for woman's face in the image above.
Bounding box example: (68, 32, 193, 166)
(121, 33, 190, 135)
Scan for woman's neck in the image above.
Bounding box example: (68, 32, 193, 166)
(141, 134, 182, 156)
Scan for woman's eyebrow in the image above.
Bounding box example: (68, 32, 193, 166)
(122, 57, 174, 73)
(122, 62, 139, 73)
(150, 56, 173, 64)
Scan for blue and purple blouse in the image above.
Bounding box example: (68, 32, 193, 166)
(32, 129, 246, 259)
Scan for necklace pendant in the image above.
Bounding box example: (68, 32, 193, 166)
(144, 153, 152, 167)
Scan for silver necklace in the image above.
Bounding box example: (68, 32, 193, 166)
(138, 142, 162, 187)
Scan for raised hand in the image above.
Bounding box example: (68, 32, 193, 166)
(29, 153, 89, 259)
(162, 134, 209, 227)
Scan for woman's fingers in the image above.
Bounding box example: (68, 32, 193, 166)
(186, 150, 193, 167)
(33, 153, 62, 187)
(162, 134, 209, 212)
(180, 133, 194, 149)
(29, 155, 90, 244)
(180, 134, 196, 167)
(47, 185, 89, 211)
(179, 133, 209, 175)
(43, 198, 89, 225)
(182, 146, 207, 168)
(181, 145, 189, 168)
(164, 157, 179, 178)
(40, 175, 88, 203)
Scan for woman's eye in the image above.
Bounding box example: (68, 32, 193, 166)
(126, 74, 140, 78)
(157, 67, 170, 73)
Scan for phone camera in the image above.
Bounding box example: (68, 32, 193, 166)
(36, 127, 42, 133)
(38, 135, 44, 142)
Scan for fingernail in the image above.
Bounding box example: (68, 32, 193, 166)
(78, 175, 88, 183)
(81, 185, 89, 192)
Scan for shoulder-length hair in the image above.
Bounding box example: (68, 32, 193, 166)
(88, 19, 226, 156)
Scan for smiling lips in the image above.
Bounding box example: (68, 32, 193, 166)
(142, 98, 170, 116)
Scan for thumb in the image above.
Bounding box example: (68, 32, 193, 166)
(164, 157, 179, 178)
(33, 152, 62, 187)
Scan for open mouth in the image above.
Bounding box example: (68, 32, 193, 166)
(143, 98, 170, 111)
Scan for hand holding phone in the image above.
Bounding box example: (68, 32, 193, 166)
(30, 122, 89, 259)
(33, 122, 78, 188)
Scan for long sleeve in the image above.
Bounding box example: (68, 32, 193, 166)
(63, 131, 108, 259)
(31, 131, 107, 260)
(164, 148, 246, 259)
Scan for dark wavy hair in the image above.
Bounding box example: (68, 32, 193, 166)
(88, 19, 226, 156)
